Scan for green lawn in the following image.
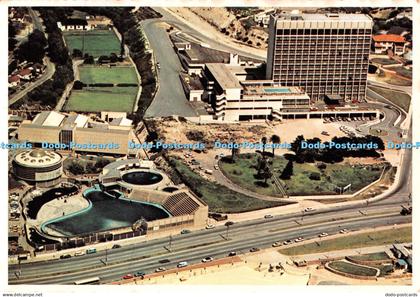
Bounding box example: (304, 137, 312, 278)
(279, 227, 411, 256)
(170, 158, 292, 213)
(329, 261, 378, 276)
(63, 30, 121, 58)
(347, 252, 390, 262)
(79, 66, 138, 85)
(64, 87, 138, 112)
(369, 86, 411, 112)
(219, 153, 384, 196)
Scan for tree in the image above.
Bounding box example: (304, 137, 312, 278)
(261, 136, 267, 156)
(83, 55, 94, 64)
(17, 32, 47, 63)
(68, 162, 84, 175)
(120, 34, 125, 58)
(280, 160, 294, 180)
(270, 134, 281, 156)
(256, 156, 269, 176)
(72, 48, 83, 58)
(230, 138, 240, 162)
(260, 166, 273, 185)
(73, 80, 84, 90)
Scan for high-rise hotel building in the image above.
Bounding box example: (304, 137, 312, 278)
(266, 13, 373, 102)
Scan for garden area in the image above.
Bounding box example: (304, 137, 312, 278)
(169, 157, 292, 213)
(219, 153, 384, 197)
(63, 29, 121, 58)
(79, 65, 138, 85)
(328, 261, 379, 277)
(369, 86, 411, 112)
(64, 86, 138, 112)
(279, 227, 411, 256)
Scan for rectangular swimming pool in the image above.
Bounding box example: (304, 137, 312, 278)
(263, 88, 291, 93)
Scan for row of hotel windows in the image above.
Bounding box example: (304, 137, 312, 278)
(275, 37, 371, 42)
(275, 29, 372, 35)
(276, 79, 368, 84)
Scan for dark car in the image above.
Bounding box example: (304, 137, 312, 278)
(180, 229, 191, 234)
(159, 259, 171, 264)
(249, 248, 260, 253)
(112, 244, 121, 249)
(60, 254, 71, 259)
(134, 271, 146, 278)
(228, 251, 237, 257)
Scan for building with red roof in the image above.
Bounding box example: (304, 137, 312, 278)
(373, 34, 407, 56)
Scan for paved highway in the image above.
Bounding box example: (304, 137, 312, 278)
(9, 203, 410, 284)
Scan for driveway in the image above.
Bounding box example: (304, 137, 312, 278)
(142, 19, 197, 118)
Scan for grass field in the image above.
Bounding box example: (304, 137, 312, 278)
(65, 87, 138, 112)
(170, 158, 292, 213)
(79, 66, 138, 85)
(369, 86, 411, 112)
(279, 227, 411, 256)
(347, 252, 390, 262)
(63, 30, 121, 58)
(219, 153, 383, 196)
(329, 261, 378, 276)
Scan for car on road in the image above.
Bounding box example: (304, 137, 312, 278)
(205, 224, 215, 229)
(272, 241, 282, 247)
(214, 164, 219, 170)
(177, 261, 188, 268)
(304, 207, 315, 212)
(339, 229, 349, 234)
(60, 254, 71, 259)
(159, 259, 171, 264)
(112, 244, 121, 249)
(180, 229, 191, 234)
(134, 271, 146, 278)
(156, 62, 160, 69)
(123, 274, 134, 279)
(318, 232, 329, 237)
(295, 237, 304, 242)
(155, 267, 166, 272)
(74, 251, 84, 257)
(264, 214, 273, 219)
(228, 251, 237, 257)
(249, 247, 260, 253)
(202, 256, 214, 263)
(283, 240, 293, 245)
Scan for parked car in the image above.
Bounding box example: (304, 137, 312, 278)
(159, 259, 171, 264)
(60, 254, 71, 259)
(249, 247, 260, 253)
(228, 251, 237, 257)
(264, 214, 273, 219)
(180, 229, 191, 234)
(339, 229, 349, 234)
(202, 256, 214, 263)
(74, 251, 84, 257)
(134, 271, 145, 278)
(272, 241, 281, 247)
(283, 240, 293, 245)
(295, 237, 304, 242)
(112, 244, 121, 249)
(155, 267, 166, 272)
(304, 207, 315, 212)
(205, 224, 215, 229)
(214, 164, 219, 170)
(123, 274, 134, 279)
(318, 232, 329, 237)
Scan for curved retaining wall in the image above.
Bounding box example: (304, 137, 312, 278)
(325, 261, 380, 280)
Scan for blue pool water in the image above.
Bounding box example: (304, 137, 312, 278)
(263, 88, 291, 93)
(42, 190, 170, 236)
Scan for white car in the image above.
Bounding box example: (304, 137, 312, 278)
(205, 224, 215, 229)
(282, 240, 293, 245)
(74, 251, 84, 257)
(155, 267, 166, 272)
(214, 164, 219, 170)
(264, 214, 273, 219)
(304, 207, 314, 212)
(318, 232, 329, 237)
(202, 256, 214, 263)
(272, 241, 282, 247)
(339, 229, 349, 234)
(295, 237, 304, 242)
